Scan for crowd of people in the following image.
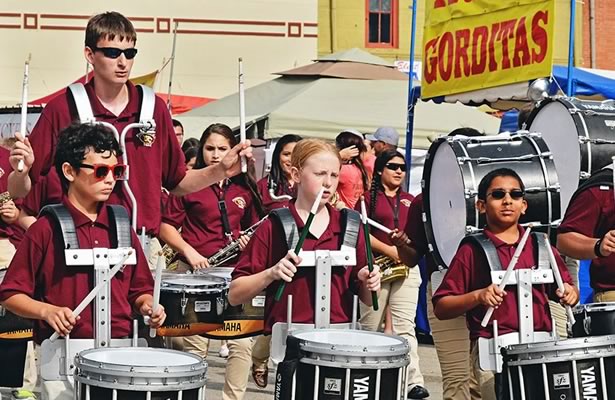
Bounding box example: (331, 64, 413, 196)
(0, 9, 607, 400)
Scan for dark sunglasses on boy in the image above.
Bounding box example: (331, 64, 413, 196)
(385, 163, 407, 172)
(487, 189, 525, 200)
(79, 163, 127, 181)
(91, 46, 138, 60)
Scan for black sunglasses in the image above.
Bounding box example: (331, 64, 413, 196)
(487, 189, 525, 200)
(78, 163, 127, 181)
(384, 163, 407, 172)
(92, 46, 138, 60)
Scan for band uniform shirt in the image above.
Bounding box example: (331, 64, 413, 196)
(403, 193, 438, 277)
(558, 186, 615, 291)
(432, 225, 573, 340)
(27, 78, 186, 236)
(21, 170, 64, 217)
(256, 176, 295, 213)
(0, 198, 154, 344)
(162, 181, 259, 264)
(232, 201, 367, 334)
(356, 190, 413, 256)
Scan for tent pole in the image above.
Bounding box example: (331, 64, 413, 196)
(404, 0, 418, 190)
(566, 0, 576, 96)
(167, 21, 179, 112)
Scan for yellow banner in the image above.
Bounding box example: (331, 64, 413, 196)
(421, 0, 555, 98)
(130, 70, 159, 88)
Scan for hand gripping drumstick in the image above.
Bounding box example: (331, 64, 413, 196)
(238, 58, 247, 174)
(17, 55, 31, 172)
(49, 250, 132, 342)
(360, 196, 379, 311)
(544, 241, 576, 324)
(274, 186, 325, 302)
(149, 252, 165, 337)
(481, 226, 533, 327)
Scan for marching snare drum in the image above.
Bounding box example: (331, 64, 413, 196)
(423, 133, 560, 271)
(74, 347, 207, 400)
(572, 302, 615, 337)
(528, 98, 615, 212)
(504, 335, 615, 400)
(276, 329, 409, 400)
(200, 267, 266, 339)
(157, 274, 226, 336)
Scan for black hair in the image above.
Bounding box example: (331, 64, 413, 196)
(54, 123, 122, 192)
(183, 146, 199, 165)
(194, 123, 264, 217)
(268, 134, 303, 195)
(369, 149, 405, 217)
(172, 119, 183, 130)
(448, 127, 483, 137)
(181, 138, 200, 153)
(335, 131, 369, 192)
(477, 168, 525, 201)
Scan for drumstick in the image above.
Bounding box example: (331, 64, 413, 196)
(274, 186, 325, 302)
(49, 250, 132, 342)
(544, 239, 576, 323)
(360, 196, 379, 311)
(149, 252, 165, 337)
(18, 55, 31, 172)
(238, 57, 247, 174)
(481, 226, 533, 327)
(367, 218, 392, 235)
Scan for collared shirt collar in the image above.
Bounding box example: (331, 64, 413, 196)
(62, 198, 111, 229)
(84, 78, 139, 120)
(289, 200, 341, 235)
(483, 224, 526, 248)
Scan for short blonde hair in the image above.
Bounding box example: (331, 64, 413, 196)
(291, 139, 341, 170)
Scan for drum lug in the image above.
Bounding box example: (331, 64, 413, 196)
(181, 293, 188, 316)
(465, 226, 481, 234)
(0, 306, 5, 317)
(579, 171, 591, 180)
(216, 297, 225, 316)
(584, 314, 592, 336)
(464, 189, 477, 198)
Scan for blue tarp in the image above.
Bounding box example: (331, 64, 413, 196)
(552, 65, 615, 100)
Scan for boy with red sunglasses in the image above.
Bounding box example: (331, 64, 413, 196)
(432, 168, 578, 400)
(0, 123, 165, 400)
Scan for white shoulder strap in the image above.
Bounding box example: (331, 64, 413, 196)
(68, 83, 96, 123)
(137, 84, 156, 131)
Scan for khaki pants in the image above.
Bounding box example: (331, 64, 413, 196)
(251, 335, 270, 371)
(146, 237, 163, 271)
(428, 284, 482, 400)
(360, 265, 424, 388)
(470, 341, 497, 400)
(593, 290, 615, 302)
(0, 238, 16, 268)
(223, 337, 254, 400)
(170, 335, 210, 358)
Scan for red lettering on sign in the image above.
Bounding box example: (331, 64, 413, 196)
(531, 11, 548, 63)
(471, 26, 488, 75)
(513, 17, 530, 67)
(454, 29, 471, 78)
(424, 37, 439, 83)
(488, 22, 500, 72)
(438, 31, 454, 81)
(499, 19, 516, 69)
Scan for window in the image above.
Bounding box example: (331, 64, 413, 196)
(367, 0, 397, 48)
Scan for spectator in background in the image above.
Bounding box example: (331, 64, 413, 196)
(367, 126, 399, 157)
(335, 130, 370, 209)
(182, 138, 200, 153)
(183, 146, 198, 170)
(172, 119, 184, 144)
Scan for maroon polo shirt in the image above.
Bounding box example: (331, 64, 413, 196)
(21, 170, 64, 217)
(558, 186, 615, 291)
(432, 225, 573, 340)
(232, 201, 367, 334)
(0, 198, 154, 344)
(355, 190, 413, 252)
(27, 78, 186, 235)
(256, 177, 295, 213)
(162, 181, 259, 263)
(403, 193, 438, 276)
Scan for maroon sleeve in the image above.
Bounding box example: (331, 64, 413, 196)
(127, 229, 155, 304)
(432, 243, 474, 305)
(557, 188, 601, 237)
(232, 220, 274, 279)
(28, 106, 62, 183)
(0, 219, 48, 302)
(405, 194, 428, 256)
(156, 97, 187, 191)
(161, 193, 187, 229)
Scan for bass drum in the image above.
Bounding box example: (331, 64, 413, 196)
(423, 132, 560, 271)
(528, 98, 615, 213)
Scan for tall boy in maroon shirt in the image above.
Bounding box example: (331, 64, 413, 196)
(432, 168, 578, 400)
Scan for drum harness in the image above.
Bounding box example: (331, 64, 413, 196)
(68, 83, 157, 254)
(464, 232, 559, 373)
(268, 207, 363, 364)
(37, 204, 145, 384)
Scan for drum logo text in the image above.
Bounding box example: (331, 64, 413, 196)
(352, 376, 370, 400)
(553, 373, 570, 390)
(324, 377, 342, 395)
(580, 365, 599, 399)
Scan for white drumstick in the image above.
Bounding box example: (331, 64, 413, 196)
(367, 218, 392, 235)
(481, 226, 533, 327)
(544, 239, 576, 322)
(49, 250, 132, 342)
(18, 55, 31, 172)
(149, 252, 165, 337)
(238, 57, 247, 173)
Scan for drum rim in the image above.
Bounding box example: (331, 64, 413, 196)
(161, 274, 227, 293)
(573, 302, 615, 313)
(503, 335, 615, 361)
(73, 375, 207, 392)
(291, 329, 409, 358)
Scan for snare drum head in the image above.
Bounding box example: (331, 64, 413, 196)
(292, 329, 407, 355)
(202, 267, 234, 281)
(79, 347, 202, 368)
(162, 274, 226, 293)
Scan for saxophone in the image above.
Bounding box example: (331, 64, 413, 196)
(375, 255, 410, 283)
(207, 216, 268, 268)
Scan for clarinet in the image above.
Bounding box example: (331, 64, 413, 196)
(208, 216, 268, 267)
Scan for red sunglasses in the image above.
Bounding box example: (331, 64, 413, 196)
(78, 163, 126, 181)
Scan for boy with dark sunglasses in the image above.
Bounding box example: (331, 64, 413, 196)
(0, 123, 165, 400)
(432, 168, 578, 400)
(11, 11, 252, 270)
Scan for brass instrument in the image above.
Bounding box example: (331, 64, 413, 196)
(208, 216, 268, 267)
(0, 192, 11, 207)
(375, 255, 410, 284)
